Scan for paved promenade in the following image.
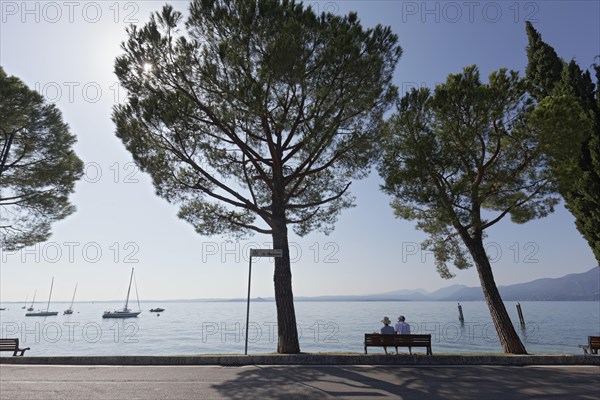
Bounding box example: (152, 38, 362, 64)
(1, 364, 599, 399)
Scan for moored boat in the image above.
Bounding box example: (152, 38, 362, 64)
(27, 291, 36, 312)
(103, 268, 141, 319)
(26, 278, 59, 317)
(64, 284, 77, 315)
(102, 308, 141, 318)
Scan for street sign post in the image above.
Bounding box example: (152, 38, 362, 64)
(250, 249, 283, 258)
(245, 248, 282, 355)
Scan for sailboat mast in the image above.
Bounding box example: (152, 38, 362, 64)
(124, 268, 134, 310)
(70, 284, 77, 308)
(30, 291, 36, 307)
(47, 277, 54, 312)
(133, 272, 141, 311)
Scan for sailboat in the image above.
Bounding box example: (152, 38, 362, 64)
(22, 294, 28, 309)
(64, 284, 77, 315)
(27, 290, 36, 312)
(102, 268, 141, 318)
(26, 278, 59, 316)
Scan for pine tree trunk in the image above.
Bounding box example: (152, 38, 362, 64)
(269, 153, 300, 354)
(271, 218, 301, 354)
(467, 237, 527, 354)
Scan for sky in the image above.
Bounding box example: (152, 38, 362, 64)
(0, 1, 599, 302)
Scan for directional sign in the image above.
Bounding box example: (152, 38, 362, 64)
(250, 249, 282, 258)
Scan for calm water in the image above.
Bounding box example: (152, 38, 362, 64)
(0, 301, 598, 356)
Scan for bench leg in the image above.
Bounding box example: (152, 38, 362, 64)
(408, 346, 412, 355)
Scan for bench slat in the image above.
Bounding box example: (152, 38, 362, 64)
(364, 334, 432, 355)
(0, 338, 30, 356)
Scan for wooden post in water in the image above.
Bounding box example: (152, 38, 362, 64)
(458, 303, 464, 323)
(516, 303, 525, 327)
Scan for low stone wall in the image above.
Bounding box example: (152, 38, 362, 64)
(1, 354, 599, 366)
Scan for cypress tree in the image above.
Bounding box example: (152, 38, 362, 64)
(525, 21, 600, 263)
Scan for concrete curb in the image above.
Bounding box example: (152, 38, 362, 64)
(1, 354, 599, 366)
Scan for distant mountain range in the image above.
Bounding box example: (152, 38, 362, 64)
(53, 267, 596, 303)
(260, 267, 599, 302)
(3, 267, 600, 303)
(438, 267, 600, 301)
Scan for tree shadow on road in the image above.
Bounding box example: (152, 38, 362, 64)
(210, 365, 600, 399)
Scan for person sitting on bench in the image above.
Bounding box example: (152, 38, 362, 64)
(395, 315, 411, 334)
(380, 316, 395, 354)
(380, 316, 395, 334)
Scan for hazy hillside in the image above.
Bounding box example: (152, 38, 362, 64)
(441, 267, 600, 301)
(175, 267, 599, 302)
(294, 267, 600, 302)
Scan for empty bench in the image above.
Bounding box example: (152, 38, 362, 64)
(579, 336, 600, 355)
(0, 338, 30, 356)
(364, 333, 432, 355)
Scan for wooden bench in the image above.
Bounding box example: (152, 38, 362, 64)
(0, 338, 30, 356)
(578, 336, 600, 355)
(364, 333, 432, 355)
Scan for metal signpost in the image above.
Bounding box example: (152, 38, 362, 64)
(245, 248, 282, 355)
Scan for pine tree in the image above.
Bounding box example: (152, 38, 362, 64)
(0, 67, 83, 250)
(113, 0, 401, 353)
(378, 66, 590, 354)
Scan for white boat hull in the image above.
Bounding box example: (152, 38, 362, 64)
(26, 311, 59, 317)
(102, 310, 141, 318)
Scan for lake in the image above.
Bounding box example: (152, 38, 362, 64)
(1, 301, 598, 356)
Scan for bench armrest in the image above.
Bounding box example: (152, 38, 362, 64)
(15, 347, 31, 356)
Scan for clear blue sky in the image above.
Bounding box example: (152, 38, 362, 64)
(1, 1, 598, 302)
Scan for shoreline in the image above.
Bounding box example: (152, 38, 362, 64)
(1, 353, 599, 366)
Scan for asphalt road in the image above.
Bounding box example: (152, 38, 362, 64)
(1, 364, 599, 399)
